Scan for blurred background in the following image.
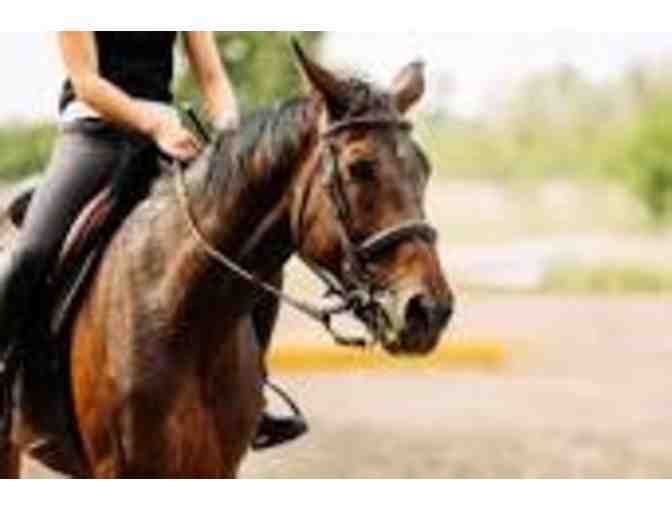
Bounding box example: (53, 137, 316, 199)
(4, 32, 672, 478)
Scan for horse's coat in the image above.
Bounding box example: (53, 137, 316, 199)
(0, 45, 453, 478)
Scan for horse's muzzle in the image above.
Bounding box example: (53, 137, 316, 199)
(377, 288, 454, 356)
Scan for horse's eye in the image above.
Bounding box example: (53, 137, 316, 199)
(348, 159, 377, 181)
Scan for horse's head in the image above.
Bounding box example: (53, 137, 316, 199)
(290, 42, 454, 356)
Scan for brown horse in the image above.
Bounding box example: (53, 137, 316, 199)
(1, 42, 453, 478)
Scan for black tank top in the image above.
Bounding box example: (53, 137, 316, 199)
(59, 31, 178, 112)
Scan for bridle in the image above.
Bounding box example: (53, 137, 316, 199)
(173, 113, 437, 348)
(300, 115, 438, 344)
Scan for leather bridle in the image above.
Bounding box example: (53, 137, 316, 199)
(173, 114, 437, 348)
(299, 115, 438, 344)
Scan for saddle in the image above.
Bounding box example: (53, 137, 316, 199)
(9, 185, 115, 335)
(3, 148, 162, 476)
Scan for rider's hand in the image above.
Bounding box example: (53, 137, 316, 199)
(150, 113, 203, 162)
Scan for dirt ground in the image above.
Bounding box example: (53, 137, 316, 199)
(23, 293, 672, 478)
(235, 293, 672, 478)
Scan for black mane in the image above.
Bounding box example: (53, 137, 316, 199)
(205, 96, 314, 191)
(205, 75, 394, 191)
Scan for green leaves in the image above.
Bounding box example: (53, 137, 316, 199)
(175, 32, 323, 115)
(625, 96, 672, 221)
(0, 123, 56, 180)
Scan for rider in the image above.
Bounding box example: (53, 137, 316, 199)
(0, 31, 306, 450)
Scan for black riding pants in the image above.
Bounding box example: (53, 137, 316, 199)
(3, 120, 150, 343)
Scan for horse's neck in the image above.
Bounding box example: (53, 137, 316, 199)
(124, 100, 319, 382)
(186, 98, 319, 285)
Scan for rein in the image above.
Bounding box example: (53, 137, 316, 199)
(172, 114, 437, 348)
(172, 160, 364, 348)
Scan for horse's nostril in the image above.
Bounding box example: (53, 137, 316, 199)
(436, 299, 454, 326)
(404, 295, 433, 333)
(404, 294, 453, 335)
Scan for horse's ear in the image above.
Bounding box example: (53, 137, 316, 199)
(291, 38, 349, 117)
(391, 61, 426, 114)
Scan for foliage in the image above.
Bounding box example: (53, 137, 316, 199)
(540, 260, 672, 294)
(175, 31, 324, 115)
(420, 64, 631, 180)
(622, 96, 672, 221)
(418, 60, 672, 222)
(0, 123, 57, 181)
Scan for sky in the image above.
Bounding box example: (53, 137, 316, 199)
(324, 32, 672, 115)
(2, 32, 672, 121)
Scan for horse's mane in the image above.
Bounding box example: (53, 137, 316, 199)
(204, 74, 391, 192)
(203, 96, 314, 194)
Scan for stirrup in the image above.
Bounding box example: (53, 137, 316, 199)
(251, 380, 308, 451)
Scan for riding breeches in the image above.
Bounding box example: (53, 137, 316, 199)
(0, 120, 151, 348)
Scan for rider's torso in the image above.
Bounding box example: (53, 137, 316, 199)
(59, 31, 178, 114)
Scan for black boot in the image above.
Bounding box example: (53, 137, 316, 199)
(0, 360, 14, 448)
(251, 380, 308, 451)
(252, 411, 308, 451)
(0, 252, 38, 446)
(0, 259, 21, 445)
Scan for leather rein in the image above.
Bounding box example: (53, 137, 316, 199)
(173, 114, 437, 348)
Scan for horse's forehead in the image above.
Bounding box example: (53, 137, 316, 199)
(341, 137, 376, 158)
(339, 126, 398, 151)
(344, 129, 424, 165)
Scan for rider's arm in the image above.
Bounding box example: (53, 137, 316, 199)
(183, 32, 240, 131)
(58, 31, 200, 161)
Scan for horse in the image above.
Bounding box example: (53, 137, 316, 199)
(0, 41, 453, 478)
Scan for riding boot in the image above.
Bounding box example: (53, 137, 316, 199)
(0, 259, 19, 444)
(252, 410, 309, 451)
(0, 253, 40, 445)
(251, 379, 308, 451)
(0, 360, 13, 449)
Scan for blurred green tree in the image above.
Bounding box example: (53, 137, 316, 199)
(175, 31, 323, 115)
(0, 123, 57, 181)
(625, 96, 672, 221)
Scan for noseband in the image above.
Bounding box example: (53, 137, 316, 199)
(297, 115, 438, 343)
(322, 116, 436, 280)
(174, 114, 437, 348)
